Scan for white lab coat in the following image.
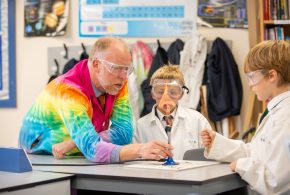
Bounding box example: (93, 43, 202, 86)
(179, 33, 207, 109)
(206, 90, 290, 195)
(134, 105, 211, 160)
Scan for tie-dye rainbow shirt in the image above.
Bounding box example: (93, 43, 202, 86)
(19, 60, 133, 163)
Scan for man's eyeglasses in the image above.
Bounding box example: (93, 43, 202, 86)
(97, 59, 133, 76)
(246, 69, 268, 86)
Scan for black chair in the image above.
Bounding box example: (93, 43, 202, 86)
(183, 148, 213, 161)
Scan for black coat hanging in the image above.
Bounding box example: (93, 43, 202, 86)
(206, 37, 243, 121)
(167, 38, 184, 65)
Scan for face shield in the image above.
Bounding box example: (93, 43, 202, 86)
(151, 79, 189, 100)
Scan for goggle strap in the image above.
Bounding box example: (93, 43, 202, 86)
(182, 86, 190, 94)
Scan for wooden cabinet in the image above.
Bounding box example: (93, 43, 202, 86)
(244, 0, 290, 132)
(243, 0, 284, 132)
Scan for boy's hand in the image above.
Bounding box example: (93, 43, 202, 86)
(201, 128, 216, 149)
(52, 139, 76, 159)
(230, 160, 237, 172)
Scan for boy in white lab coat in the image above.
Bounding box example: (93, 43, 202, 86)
(201, 40, 290, 194)
(134, 65, 211, 160)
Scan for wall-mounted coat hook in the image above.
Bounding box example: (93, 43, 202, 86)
(80, 42, 89, 60)
(81, 43, 87, 53)
(48, 59, 60, 83)
(60, 43, 68, 59)
(54, 59, 60, 75)
(157, 39, 161, 47)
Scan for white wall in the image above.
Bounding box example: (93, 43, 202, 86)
(0, 1, 250, 146)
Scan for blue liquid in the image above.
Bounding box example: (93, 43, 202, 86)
(163, 157, 179, 166)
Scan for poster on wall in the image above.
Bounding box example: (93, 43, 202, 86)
(0, 0, 16, 107)
(79, 0, 196, 37)
(24, 0, 69, 37)
(198, 0, 247, 28)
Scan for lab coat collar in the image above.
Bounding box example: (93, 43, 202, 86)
(175, 105, 187, 119)
(148, 105, 159, 124)
(156, 107, 177, 121)
(148, 104, 186, 124)
(267, 90, 290, 111)
(255, 90, 290, 135)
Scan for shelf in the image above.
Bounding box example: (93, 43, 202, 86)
(264, 20, 290, 25)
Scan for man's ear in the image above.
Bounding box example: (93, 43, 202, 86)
(93, 59, 101, 73)
(92, 59, 98, 68)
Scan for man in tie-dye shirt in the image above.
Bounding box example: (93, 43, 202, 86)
(19, 37, 173, 163)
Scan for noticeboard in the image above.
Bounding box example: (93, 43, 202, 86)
(79, 0, 197, 37)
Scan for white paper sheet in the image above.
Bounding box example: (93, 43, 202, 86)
(125, 160, 220, 171)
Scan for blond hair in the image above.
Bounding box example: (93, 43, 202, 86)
(88, 36, 130, 63)
(244, 40, 290, 86)
(150, 65, 185, 86)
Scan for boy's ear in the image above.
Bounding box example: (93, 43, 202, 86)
(268, 69, 278, 82)
(151, 91, 157, 101)
(179, 91, 184, 100)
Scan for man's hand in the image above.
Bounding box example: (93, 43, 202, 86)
(230, 160, 237, 172)
(138, 140, 173, 160)
(52, 139, 76, 159)
(200, 128, 216, 149)
(119, 140, 173, 161)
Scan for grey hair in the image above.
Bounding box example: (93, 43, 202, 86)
(88, 36, 129, 66)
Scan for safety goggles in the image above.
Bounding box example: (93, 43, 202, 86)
(151, 80, 189, 100)
(97, 59, 134, 76)
(246, 69, 268, 86)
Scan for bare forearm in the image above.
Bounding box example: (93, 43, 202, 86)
(52, 139, 76, 159)
(119, 141, 173, 161)
(119, 143, 141, 161)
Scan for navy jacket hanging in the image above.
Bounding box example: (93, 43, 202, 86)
(206, 37, 243, 121)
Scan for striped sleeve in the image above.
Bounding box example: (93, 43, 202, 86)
(108, 82, 134, 145)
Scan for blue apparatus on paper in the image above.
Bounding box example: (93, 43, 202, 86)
(163, 125, 179, 166)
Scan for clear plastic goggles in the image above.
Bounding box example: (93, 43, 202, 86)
(97, 59, 133, 76)
(151, 80, 186, 99)
(246, 69, 268, 86)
